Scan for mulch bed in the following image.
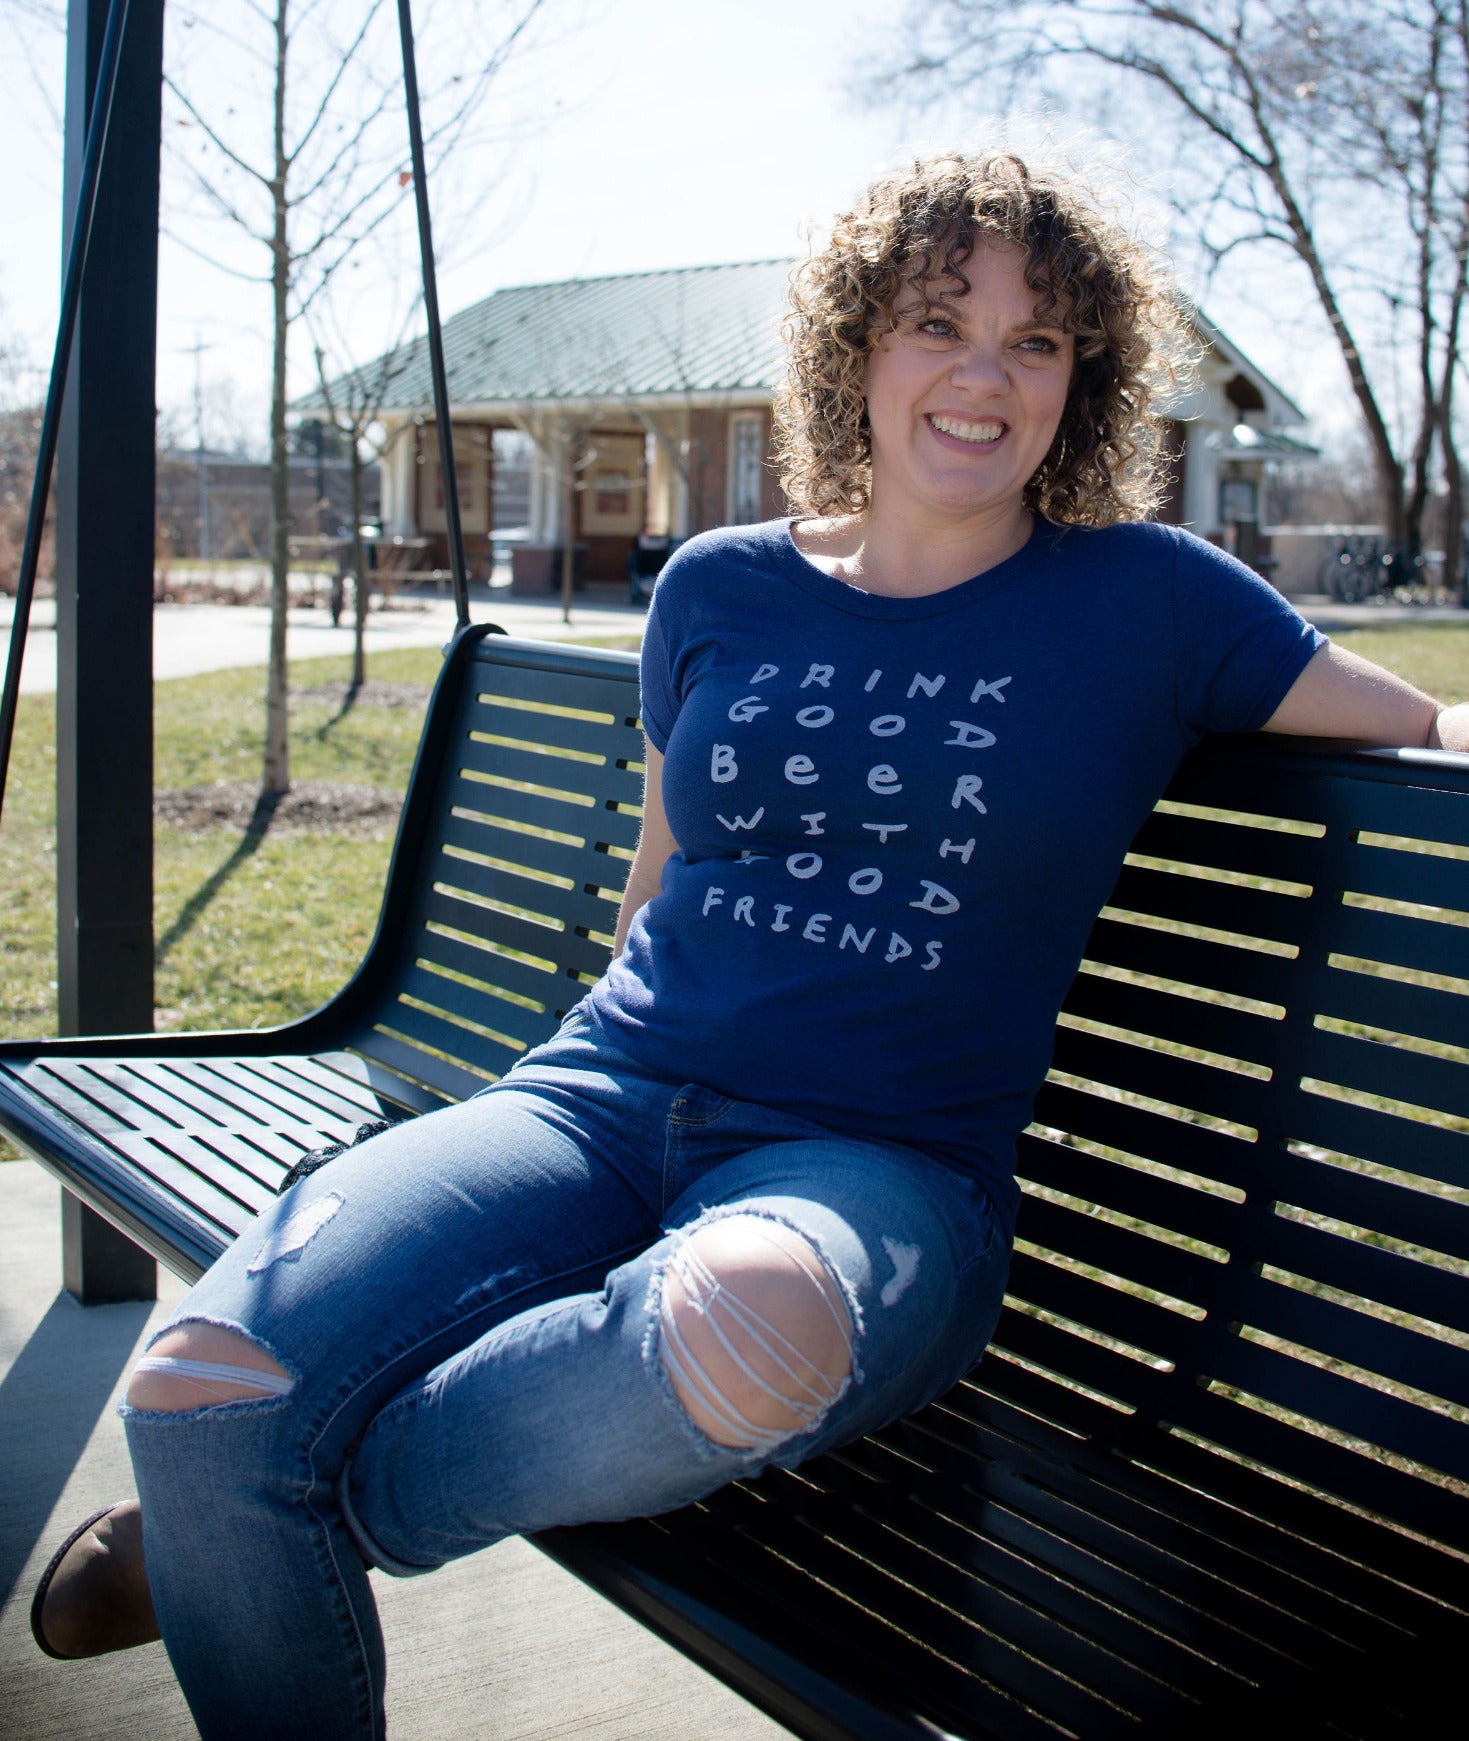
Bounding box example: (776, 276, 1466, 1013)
(155, 781, 404, 838)
(290, 681, 433, 711)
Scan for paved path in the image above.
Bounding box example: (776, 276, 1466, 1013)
(1287, 595, 1468, 633)
(0, 1157, 782, 1741)
(3, 593, 646, 696)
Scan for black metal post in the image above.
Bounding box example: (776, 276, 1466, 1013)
(54, 0, 164, 1302)
(396, 0, 470, 630)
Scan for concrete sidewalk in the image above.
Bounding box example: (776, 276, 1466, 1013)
(0, 1158, 781, 1740)
(3, 593, 646, 696)
(1285, 594, 1469, 633)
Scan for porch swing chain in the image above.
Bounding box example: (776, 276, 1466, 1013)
(0, 0, 134, 830)
(397, 0, 474, 637)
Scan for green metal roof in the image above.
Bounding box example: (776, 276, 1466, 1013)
(297, 259, 1315, 445)
(299, 259, 794, 414)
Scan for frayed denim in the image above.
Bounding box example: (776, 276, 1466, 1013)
(123, 1007, 1008, 1739)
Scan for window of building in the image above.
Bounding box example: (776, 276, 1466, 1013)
(728, 412, 765, 525)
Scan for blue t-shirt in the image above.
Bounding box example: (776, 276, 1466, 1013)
(586, 517, 1323, 1233)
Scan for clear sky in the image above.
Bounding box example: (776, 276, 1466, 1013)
(0, 0, 1351, 448)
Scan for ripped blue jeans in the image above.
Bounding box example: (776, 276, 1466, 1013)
(122, 1007, 1009, 1740)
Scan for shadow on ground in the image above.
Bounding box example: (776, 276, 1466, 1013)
(0, 1291, 152, 1612)
(153, 790, 281, 965)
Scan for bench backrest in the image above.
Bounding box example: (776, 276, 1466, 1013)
(336, 632, 646, 1105)
(345, 629, 1469, 1608)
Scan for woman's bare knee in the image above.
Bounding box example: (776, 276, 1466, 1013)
(658, 1215, 853, 1451)
(125, 1323, 294, 1412)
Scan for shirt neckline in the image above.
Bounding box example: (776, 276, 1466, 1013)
(772, 516, 1057, 619)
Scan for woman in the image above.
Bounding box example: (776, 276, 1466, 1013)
(34, 150, 1467, 1737)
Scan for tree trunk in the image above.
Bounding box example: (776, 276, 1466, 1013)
(1441, 351, 1464, 598)
(350, 440, 367, 688)
(262, 0, 291, 795)
(1406, 268, 1437, 556)
(1443, 428, 1463, 598)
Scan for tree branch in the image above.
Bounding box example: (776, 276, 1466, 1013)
(165, 75, 272, 190)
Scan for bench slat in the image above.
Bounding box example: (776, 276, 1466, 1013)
(1297, 1023, 1469, 1120)
(1029, 1080, 1257, 1194)
(1063, 968, 1285, 1071)
(949, 1383, 1469, 1626)
(1344, 838, 1469, 910)
(1109, 863, 1312, 948)
(1005, 1249, 1201, 1366)
(1252, 1209, 1469, 1339)
(376, 987, 530, 1080)
(404, 927, 563, 1020)
(1329, 900, 1469, 979)
(1020, 1127, 1250, 1248)
(359, 1020, 502, 1100)
(1050, 1025, 1272, 1133)
(1270, 1146, 1469, 1271)
(1232, 1270, 1469, 1408)
(1315, 962, 1469, 1057)
(1131, 809, 1329, 886)
(417, 881, 612, 984)
(391, 960, 553, 1057)
(1287, 1080, 1469, 1191)
(1011, 1192, 1225, 1312)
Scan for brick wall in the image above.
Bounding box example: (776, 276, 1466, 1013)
(687, 409, 728, 532)
(685, 407, 786, 533)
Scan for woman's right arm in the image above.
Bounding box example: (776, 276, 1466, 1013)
(612, 740, 677, 958)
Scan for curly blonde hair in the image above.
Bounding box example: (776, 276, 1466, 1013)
(773, 150, 1192, 527)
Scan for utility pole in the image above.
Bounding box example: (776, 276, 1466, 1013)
(184, 331, 213, 561)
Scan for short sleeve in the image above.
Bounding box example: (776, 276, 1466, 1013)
(1172, 530, 1326, 740)
(638, 583, 680, 753)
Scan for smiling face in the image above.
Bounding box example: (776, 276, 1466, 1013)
(862, 239, 1075, 534)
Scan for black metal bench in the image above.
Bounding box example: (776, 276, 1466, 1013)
(3, 627, 1467, 1740)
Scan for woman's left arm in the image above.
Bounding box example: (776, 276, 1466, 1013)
(1263, 643, 1469, 750)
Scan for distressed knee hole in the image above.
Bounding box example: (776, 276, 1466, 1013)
(125, 1323, 294, 1412)
(658, 1215, 853, 1452)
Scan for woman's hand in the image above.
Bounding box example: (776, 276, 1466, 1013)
(1263, 643, 1468, 750)
(612, 740, 679, 957)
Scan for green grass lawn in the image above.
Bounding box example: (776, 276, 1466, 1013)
(1, 647, 444, 1048)
(1328, 622, 1469, 704)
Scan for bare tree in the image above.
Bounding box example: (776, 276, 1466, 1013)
(309, 292, 421, 686)
(165, 0, 547, 791)
(864, 0, 1469, 574)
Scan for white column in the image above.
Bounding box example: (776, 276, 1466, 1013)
(528, 415, 564, 543)
(1182, 422, 1221, 535)
(380, 424, 418, 536)
(670, 408, 691, 538)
